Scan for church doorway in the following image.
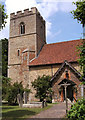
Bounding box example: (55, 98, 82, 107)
(62, 85, 73, 102)
(59, 79, 76, 102)
(67, 85, 73, 101)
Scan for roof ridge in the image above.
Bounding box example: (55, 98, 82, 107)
(45, 39, 81, 46)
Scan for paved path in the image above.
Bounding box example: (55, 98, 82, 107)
(30, 102, 71, 119)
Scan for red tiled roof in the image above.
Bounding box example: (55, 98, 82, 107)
(29, 39, 82, 66)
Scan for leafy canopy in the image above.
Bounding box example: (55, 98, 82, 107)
(71, 0, 85, 78)
(2, 76, 11, 100)
(32, 75, 52, 102)
(6, 82, 24, 105)
(2, 76, 30, 105)
(0, 4, 8, 30)
(77, 40, 85, 77)
(71, 0, 85, 25)
(1, 38, 8, 77)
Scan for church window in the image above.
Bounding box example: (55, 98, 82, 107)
(17, 49, 20, 56)
(65, 69, 69, 79)
(20, 22, 25, 34)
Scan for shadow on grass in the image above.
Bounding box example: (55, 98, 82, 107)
(2, 109, 36, 120)
(2, 107, 17, 110)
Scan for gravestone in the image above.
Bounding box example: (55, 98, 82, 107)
(29, 95, 31, 103)
(44, 99, 47, 107)
(42, 101, 44, 108)
(17, 94, 23, 107)
(23, 91, 27, 104)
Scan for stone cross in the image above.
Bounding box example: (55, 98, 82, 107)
(60, 82, 71, 114)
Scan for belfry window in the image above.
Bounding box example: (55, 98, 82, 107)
(20, 22, 25, 34)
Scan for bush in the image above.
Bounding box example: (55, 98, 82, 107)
(6, 82, 24, 105)
(32, 75, 52, 102)
(2, 76, 30, 105)
(67, 98, 85, 120)
(2, 76, 11, 100)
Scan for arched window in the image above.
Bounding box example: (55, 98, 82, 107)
(20, 22, 25, 34)
(64, 69, 69, 79)
(17, 49, 20, 56)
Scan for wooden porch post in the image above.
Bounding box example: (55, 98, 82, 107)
(73, 89, 76, 102)
(61, 89, 64, 102)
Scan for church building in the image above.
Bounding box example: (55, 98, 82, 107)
(8, 7, 84, 102)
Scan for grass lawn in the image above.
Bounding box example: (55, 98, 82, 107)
(2, 103, 55, 120)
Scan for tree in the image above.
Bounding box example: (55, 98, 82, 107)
(32, 75, 52, 102)
(71, 0, 85, 78)
(71, 0, 85, 25)
(2, 76, 11, 100)
(0, 41, 2, 76)
(0, 3, 8, 75)
(67, 1, 85, 118)
(1, 38, 8, 77)
(2, 77, 30, 105)
(0, 4, 8, 30)
(6, 82, 24, 105)
(77, 41, 85, 78)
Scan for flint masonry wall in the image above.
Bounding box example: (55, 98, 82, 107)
(8, 7, 46, 87)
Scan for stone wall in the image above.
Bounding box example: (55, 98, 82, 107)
(8, 7, 46, 86)
(29, 62, 80, 101)
(8, 35, 36, 65)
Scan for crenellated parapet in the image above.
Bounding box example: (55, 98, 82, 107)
(10, 7, 45, 23)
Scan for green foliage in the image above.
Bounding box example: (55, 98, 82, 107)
(71, 0, 85, 78)
(32, 75, 52, 102)
(67, 98, 85, 120)
(1, 38, 8, 77)
(0, 41, 2, 76)
(2, 76, 11, 100)
(71, 0, 85, 25)
(0, 4, 8, 30)
(2, 76, 30, 105)
(6, 82, 24, 105)
(77, 40, 85, 77)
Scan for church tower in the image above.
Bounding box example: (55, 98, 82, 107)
(8, 7, 46, 87)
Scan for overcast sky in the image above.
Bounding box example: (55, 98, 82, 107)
(0, 0, 83, 43)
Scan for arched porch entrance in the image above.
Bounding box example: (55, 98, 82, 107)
(58, 79, 77, 102)
(51, 61, 83, 103)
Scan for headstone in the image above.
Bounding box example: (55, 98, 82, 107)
(29, 94, 31, 104)
(23, 91, 27, 104)
(52, 99, 55, 103)
(42, 101, 44, 108)
(44, 99, 47, 107)
(17, 94, 23, 107)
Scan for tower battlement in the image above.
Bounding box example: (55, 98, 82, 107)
(10, 7, 45, 23)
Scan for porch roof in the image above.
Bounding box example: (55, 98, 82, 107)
(51, 60, 85, 82)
